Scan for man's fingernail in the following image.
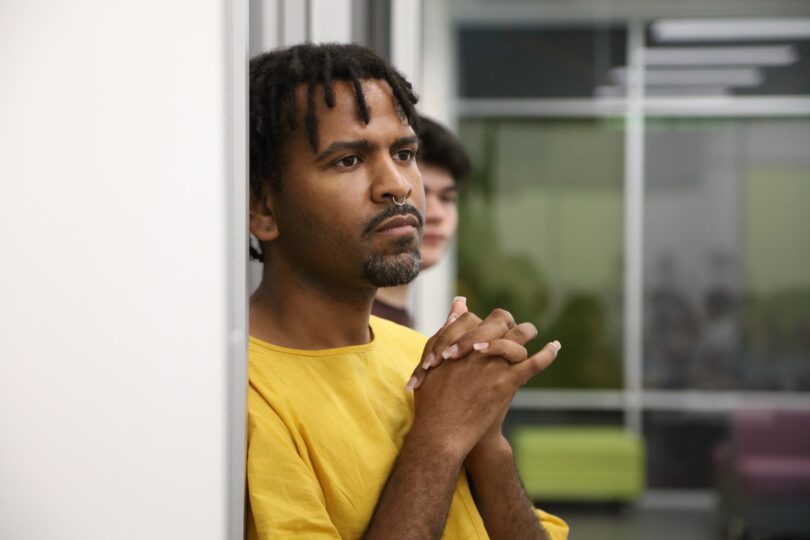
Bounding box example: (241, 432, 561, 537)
(406, 376, 418, 391)
(422, 352, 435, 370)
(473, 342, 490, 351)
(453, 296, 467, 304)
(550, 340, 561, 353)
(441, 344, 459, 359)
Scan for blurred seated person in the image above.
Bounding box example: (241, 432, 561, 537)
(372, 116, 471, 327)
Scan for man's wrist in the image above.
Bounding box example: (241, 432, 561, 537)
(405, 422, 470, 466)
(466, 433, 513, 472)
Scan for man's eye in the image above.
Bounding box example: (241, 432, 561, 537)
(395, 149, 415, 161)
(336, 156, 359, 168)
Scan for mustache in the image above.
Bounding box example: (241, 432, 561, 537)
(363, 203, 424, 236)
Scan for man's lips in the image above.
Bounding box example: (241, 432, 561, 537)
(363, 204, 424, 237)
(374, 214, 420, 235)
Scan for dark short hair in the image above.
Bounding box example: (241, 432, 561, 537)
(417, 116, 471, 183)
(249, 43, 420, 261)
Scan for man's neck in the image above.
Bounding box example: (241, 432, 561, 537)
(374, 284, 410, 309)
(249, 263, 375, 350)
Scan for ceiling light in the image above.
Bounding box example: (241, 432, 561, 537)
(652, 18, 810, 42)
(645, 45, 797, 66)
(610, 67, 763, 87)
(593, 85, 731, 98)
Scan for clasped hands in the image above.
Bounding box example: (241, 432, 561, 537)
(405, 297, 561, 462)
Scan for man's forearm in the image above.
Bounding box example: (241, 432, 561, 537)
(364, 428, 466, 540)
(466, 438, 548, 540)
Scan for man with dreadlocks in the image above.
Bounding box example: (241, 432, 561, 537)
(247, 43, 568, 540)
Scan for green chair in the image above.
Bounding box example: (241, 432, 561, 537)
(513, 426, 645, 502)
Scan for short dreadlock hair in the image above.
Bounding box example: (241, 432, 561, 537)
(417, 116, 471, 183)
(249, 43, 420, 261)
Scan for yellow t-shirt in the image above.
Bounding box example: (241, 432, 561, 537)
(247, 316, 568, 539)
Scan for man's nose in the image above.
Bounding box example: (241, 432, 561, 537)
(370, 156, 414, 205)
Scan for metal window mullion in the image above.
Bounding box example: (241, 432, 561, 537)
(390, 0, 451, 335)
(391, 0, 423, 92)
(512, 388, 810, 412)
(227, 0, 249, 537)
(457, 98, 626, 118)
(280, 0, 308, 45)
(645, 96, 810, 116)
(309, 0, 353, 43)
(456, 97, 810, 119)
(623, 19, 645, 434)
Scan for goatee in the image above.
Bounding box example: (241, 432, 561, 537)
(362, 239, 421, 287)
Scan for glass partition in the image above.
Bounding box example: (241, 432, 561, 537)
(643, 118, 810, 391)
(454, 11, 810, 502)
(458, 118, 625, 389)
(458, 26, 627, 98)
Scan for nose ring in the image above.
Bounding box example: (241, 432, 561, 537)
(391, 196, 406, 207)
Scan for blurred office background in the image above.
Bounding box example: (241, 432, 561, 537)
(448, 1, 810, 539)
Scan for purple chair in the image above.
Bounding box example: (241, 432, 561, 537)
(715, 409, 810, 539)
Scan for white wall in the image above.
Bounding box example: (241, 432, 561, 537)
(0, 1, 247, 538)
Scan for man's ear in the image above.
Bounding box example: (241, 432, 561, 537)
(249, 190, 280, 242)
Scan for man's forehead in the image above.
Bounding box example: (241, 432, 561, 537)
(291, 78, 414, 152)
(294, 79, 407, 123)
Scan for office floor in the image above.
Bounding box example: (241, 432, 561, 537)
(546, 504, 718, 540)
(542, 496, 810, 540)
(539, 491, 721, 540)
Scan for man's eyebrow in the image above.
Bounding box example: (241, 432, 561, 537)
(314, 140, 374, 162)
(392, 135, 419, 148)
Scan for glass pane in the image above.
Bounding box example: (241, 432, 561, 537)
(458, 118, 625, 389)
(505, 409, 625, 440)
(644, 411, 728, 488)
(458, 26, 627, 98)
(643, 118, 810, 390)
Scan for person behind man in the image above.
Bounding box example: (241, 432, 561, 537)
(247, 42, 568, 540)
(371, 116, 470, 328)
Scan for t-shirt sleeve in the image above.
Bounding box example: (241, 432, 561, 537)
(247, 392, 341, 540)
(535, 508, 570, 540)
